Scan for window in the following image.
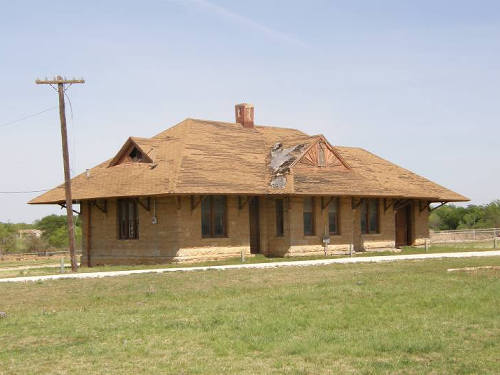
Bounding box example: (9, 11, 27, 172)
(275, 199, 284, 237)
(201, 196, 227, 238)
(318, 143, 326, 167)
(328, 198, 340, 235)
(303, 197, 315, 236)
(129, 147, 143, 162)
(118, 199, 138, 239)
(361, 199, 379, 234)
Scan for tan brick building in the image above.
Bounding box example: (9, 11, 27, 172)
(31, 104, 468, 265)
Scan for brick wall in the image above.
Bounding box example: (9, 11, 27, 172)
(81, 196, 430, 265)
(412, 201, 430, 246)
(81, 196, 251, 266)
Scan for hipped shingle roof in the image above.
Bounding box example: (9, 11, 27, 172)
(30, 118, 468, 204)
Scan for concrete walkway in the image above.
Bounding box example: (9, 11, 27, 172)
(1, 250, 499, 283)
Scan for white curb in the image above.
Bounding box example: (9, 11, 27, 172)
(1, 250, 499, 283)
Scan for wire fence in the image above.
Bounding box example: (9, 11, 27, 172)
(430, 228, 500, 249)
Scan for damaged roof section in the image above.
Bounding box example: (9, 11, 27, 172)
(269, 142, 306, 188)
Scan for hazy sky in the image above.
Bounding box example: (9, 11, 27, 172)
(1, 0, 499, 223)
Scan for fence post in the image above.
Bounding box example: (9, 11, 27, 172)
(425, 239, 429, 252)
(241, 249, 245, 263)
(60, 257, 65, 273)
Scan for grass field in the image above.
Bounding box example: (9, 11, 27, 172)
(0, 257, 499, 374)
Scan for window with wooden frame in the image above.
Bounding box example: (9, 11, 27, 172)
(118, 199, 138, 239)
(129, 147, 144, 162)
(303, 197, 315, 236)
(201, 196, 227, 238)
(328, 198, 340, 235)
(361, 199, 379, 234)
(275, 199, 284, 237)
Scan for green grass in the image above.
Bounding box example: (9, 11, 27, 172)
(0, 257, 499, 374)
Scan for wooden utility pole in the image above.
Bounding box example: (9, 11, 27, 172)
(36, 76, 85, 272)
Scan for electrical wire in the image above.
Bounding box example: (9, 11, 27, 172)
(0, 106, 57, 128)
(0, 189, 50, 194)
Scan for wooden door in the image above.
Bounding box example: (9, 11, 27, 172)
(395, 205, 411, 248)
(249, 197, 261, 254)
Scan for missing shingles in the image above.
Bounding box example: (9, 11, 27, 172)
(269, 142, 305, 189)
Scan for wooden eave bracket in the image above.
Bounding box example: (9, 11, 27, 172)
(384, 198, 394, 212)
(90, 199, 107, 214)
(419, 200, 430, 213)
(394, 199, 411, 211)
(59, 203, 81, 215)
(136, 197, 151, 211)
(430, 201, 447, 212)
(176, 196, 182, 210)
(238, 196, 250, 210)
(351, 197, 364, 209)
(191, 195, 203, 211)
(321, 197, 335, 210)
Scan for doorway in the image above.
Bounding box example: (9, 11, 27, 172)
(395, 204, 412, 248)
(249, 197, 261, 254)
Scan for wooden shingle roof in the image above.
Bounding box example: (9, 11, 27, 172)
(30, 118, 468, 204)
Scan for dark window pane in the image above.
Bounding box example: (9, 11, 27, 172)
(303, 197, 314, 235)
(118, 199, 138, 239)
(213, 196, 226, 236)
(201, 197, 211, 237)
(360, 200, 368, 234)
(328, 199, 338, 234)
(369, 199, 378, 233)
(128, 201, 136, 238)
(304, 213, 313, 235)
(276, 199, 284, 237)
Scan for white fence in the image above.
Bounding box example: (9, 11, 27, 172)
(430, 228, 499, 249)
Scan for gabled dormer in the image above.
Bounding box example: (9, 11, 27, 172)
(108, 137, 154, 167)
(294, 136, 350, 170)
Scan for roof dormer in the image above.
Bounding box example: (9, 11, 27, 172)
(296, 136, 350, 170)
(108, 137, 154, 167)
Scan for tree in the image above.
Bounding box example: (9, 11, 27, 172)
(430, 201, 500, 230)
(484, 200, 500, 228)
(34, 214, 81, 249)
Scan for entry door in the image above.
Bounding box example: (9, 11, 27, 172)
(249, 197, 261, 254)
(395, 205, 411, 248)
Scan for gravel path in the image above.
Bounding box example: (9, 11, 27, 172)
(1, 250, 499, 283)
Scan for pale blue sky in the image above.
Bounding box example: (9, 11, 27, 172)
(1, 0, 499, 222)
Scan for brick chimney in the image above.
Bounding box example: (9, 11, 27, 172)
(235, 103, 254, 128)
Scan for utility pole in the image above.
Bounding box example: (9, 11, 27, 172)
(36, 76, 85, 272)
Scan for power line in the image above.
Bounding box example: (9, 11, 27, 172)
(0, 106, 57, 128)
(0, 189, 49, 194)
